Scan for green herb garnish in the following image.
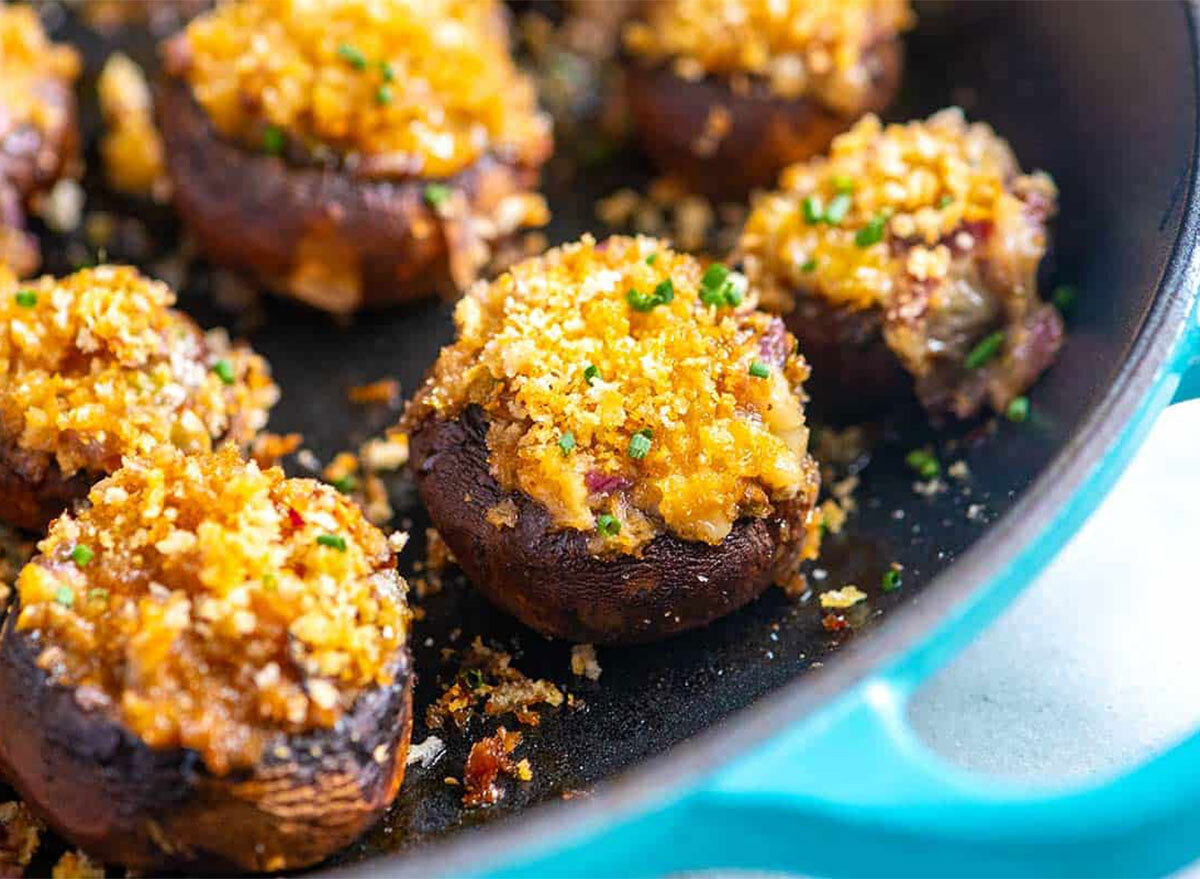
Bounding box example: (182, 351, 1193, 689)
(88, 588, 109, 603)
(558, 431, 576, 456)
(698, 262, 746, 308)
(881, 569, 902, 592)
(423, 183, 451, 207)
(801, 257, 818, 273)
(13, 289, 36, 308)
(596, 514, 620, 536)
(748, 360, 770, 379)
(463, 668, 485, 689)
(212, 358, 236, 385)
(331, 475, 358, 494)
(317, 533, 347, 551)
(645, 253, 658, 266)
(262, 126, 284, 156)
(379, 61, 396, 82)
(824, 193, 853, 225)
(375, 84, 393, 105)
(936, 194, 954, 209)
(71, 544, 93, 567)
(831, 174, 856, 194)
(55, 585, 74, 607)
(337, 43, 367, 69)
(1052, 284, 1077, 313)
(905, 448, 940, 480)
(583, 364, 600, 385)
(802, 195, 824, 225)
(627, 279, 673, 312)
(965, 330, 1006, 370)
(1005, 395, 1030, 423)
(628, 429, 652, 460)
(854, 214, 887, 248)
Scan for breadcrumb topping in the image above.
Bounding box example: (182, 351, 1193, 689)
(0, 5, 81, 147)
(407, 235, 815, 552)
(741, 109, 1058, 312)
(0, 266, 277, 479)
(624, 0, 912, 109)
(98, 53, 168, 198)
(14, 445, 409, 775)
(171, 0, 552, 178)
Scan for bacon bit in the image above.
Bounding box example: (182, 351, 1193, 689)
(348, 378, 401, 406)
(0, 801, 42, 876)
(822, 612, 849, 632)
(250, 431, 303, 468)
(286, 507, 305, 529)
(462, 726, 524, 808)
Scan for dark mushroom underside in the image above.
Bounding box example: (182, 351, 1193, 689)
(624, 39, 902, 198)
(410, 405, 821, 645)
(0, 435, 98, 533)
(158, 80, 543, 313)
(0, 601, 413, 874)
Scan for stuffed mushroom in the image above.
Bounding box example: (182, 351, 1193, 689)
(0, 265, 277, 531)
(158, 0, 553, 313)
(622, 0, 912, 197)
(404, 235, 821, 644)
(739, 109, 1063, 419)
(0, 5, 81, 276)
(0, 445, 413, 873)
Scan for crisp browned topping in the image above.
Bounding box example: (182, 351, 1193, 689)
(0, 6, 80, 147)
(426, 637, 563, 731)
(406, 235, 815, 553)
(14, 445, 409, 775)
(0, 801, 42, 876)
(462, 726, 528, 808)
(741, 110, 1058, 312)
(51, 850, 105, 879)
(624, 0, 912, 108)
(98, 53, 168, 198)
(0, 266, 277, 479)
(171, 0, 552, 178)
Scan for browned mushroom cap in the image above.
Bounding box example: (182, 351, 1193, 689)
(0, 605, 412, 873)
(0, 266, 277, 533)
(410, 405, 821, 644)
(156, 0, 553, 313)
(0, 446, 412, 872)
(158, 80, 548, 313)
(0, 5, 82, 277)
(625, 38, 902, 198)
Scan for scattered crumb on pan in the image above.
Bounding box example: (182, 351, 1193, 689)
(348, 379, 402, 408)
(51, 850, 104, 879)
(0, 801, 42, 876)
(461, 727, 531, 809)
(818, 585, 866, 610)
(405, 736, 446, 770)
(569, 644, 602, 682)
(97, 53, 169, 200)
(250, 431, 304, 469)
(427, 638, 564, 732)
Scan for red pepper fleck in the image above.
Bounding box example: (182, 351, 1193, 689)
(287, 508, 305, 529)
(822, 613, 849, 632)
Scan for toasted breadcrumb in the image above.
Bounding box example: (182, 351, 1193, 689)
(98, 53, 168, 199)
(348, 379, 401, 407)
(819, 585, 867, 609)
(52, 850, 105, 879)
(570, 643, 602, 681)
(462, 726, 526, 808)
(427, 637, 563, 731)
(0, 801, 42, 876)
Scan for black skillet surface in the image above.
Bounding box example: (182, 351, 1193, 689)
(5, 0, 1197, 874)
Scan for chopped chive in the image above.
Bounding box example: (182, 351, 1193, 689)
(653, 278, 674, 305)
(965, 330, 1006, 370)
(317, 533, 347, 551)
(1005, 395, 1030, 423)
(375, 84, 393, 105)
(71, 544, 94, 567)
(463, 667, 485, 689)
(423, 183, 451, 207)
(212, 358, 236, 385)
(583, 364, 600, 385)
(626, 287, 656, 311)
(748, 360, 770, 379)
(596, 513, 620, 536)
(337, 42, 367, 69)
(854, 214, 887, 248)
(936, 194, 954, 209)
(1051, 284, 1077, 313)
(645, 253, 658, 266)
(881, 569, 902, 592)
(330, 475, 358, 494)
(722, 272, 747, 306)
(700, 262, 729, 293)
(558, 431, 576, 456)
(824, 192, 853, 225)
(802, 195, 824, 225)
(628, 429, 652, 460)
(905, 449, 940, 480)
(13, 289, 36, 308)
(699, 262, 746, 307)
(379, 61, 396, 82)
(88, 587, 109, 603)
(831, 174, 856, 194)
(262, 125, 284, 155)
(54, 585, 74, 607)
(801, 257, 818, 273)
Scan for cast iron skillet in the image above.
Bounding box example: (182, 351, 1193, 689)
(7, 1, 1199, 876)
